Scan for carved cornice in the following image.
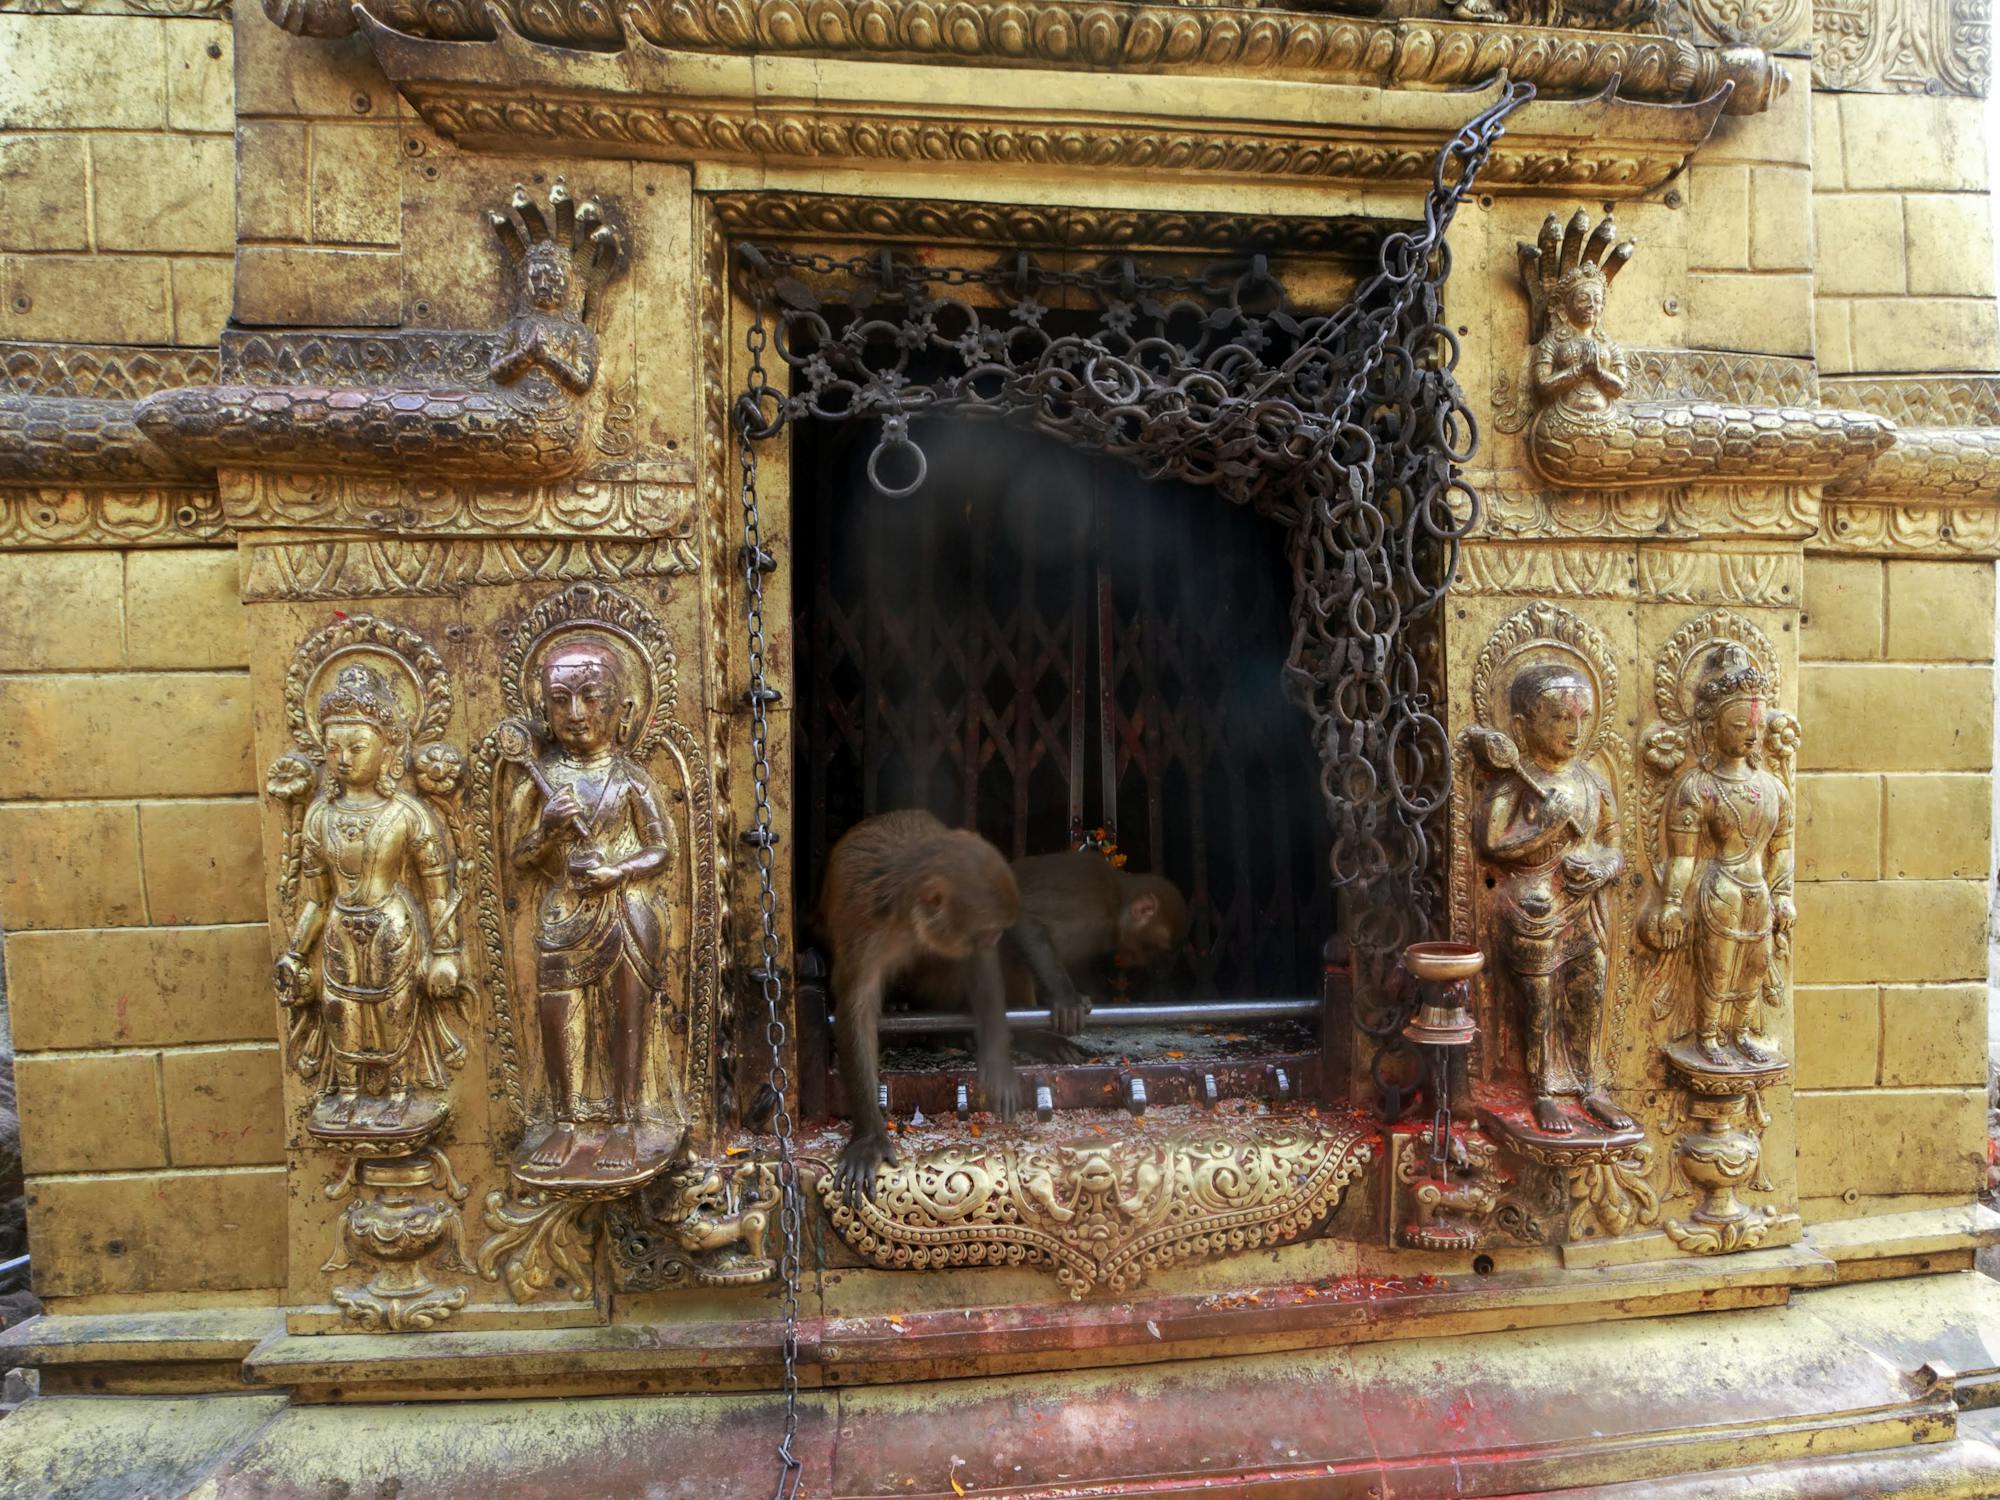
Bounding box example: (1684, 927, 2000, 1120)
(1817, 499, 2000, 558)
(1478, 480, 1819, 541)
(0, 487, 226, 547)
(709, 193, 1391, 256)
(1824, 375, 2000, 429)
(242, 537, 698, 602)
(1811, 0, 1989, 96)
(3, 343, 220, 399)
(1454, 540, 1800, 606)
(395, 85, 1722, 197)
(816, 1115, 1373, 1298)
(219, 469, 697, 539)
(342, 0, 1785, 115)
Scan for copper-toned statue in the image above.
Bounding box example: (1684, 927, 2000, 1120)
(503, 634, 678, 1183)
(1472, 662, 1630, 1135)
(275, 663, 465, 1140)
(1645, 644, 1796, 1068)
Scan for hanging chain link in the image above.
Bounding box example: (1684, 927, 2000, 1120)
(736, 294, 804, 1500)
(730, 85, 1533, 1491)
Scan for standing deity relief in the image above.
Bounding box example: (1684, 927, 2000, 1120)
(268, 618, 472, 1154)
(476, 582, 700, 1201)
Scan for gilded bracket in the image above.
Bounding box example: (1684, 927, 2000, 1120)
(1502, 209, 1895, 490)
(0, 182, 623, 489)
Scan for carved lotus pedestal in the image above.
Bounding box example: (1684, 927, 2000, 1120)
(325, 1154, 472, 1332)
(1662, 1050, 1791, 1256)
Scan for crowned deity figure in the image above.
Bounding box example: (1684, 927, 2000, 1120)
(1645, 645, 1795, 1069)
(1475, 663, 1632, 1135)
(505, 634, 678, 1180)
(1529, 246, 1629, 427)
(275, 664, 465, 1138)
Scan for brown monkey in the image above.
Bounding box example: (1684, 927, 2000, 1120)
(818, 810, 1020, 1202)
(1002, 852, 1189, 1035)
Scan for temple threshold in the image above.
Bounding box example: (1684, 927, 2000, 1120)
(3, 1271, 1999, 1497)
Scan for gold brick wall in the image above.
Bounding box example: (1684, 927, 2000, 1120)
(1811, 92, 2000, 374)
(0, 546, 285, 1303)
(1794, 554, 1995, 1219)
(230, 12, 407, 327)
(0, 13, 235, 349)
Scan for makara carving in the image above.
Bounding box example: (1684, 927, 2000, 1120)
(609, 1157, 783, 1289)
(1640, 611, 1797, 1253)
(477, 583, 697, 1199)
(269, 618, 470, 1153)
(0, 183, 623, 487)
(1500, 209, 1895, 489)
(819, 1118, 1372, 1299)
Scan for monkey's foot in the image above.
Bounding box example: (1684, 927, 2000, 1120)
(1049, 996, 1091, 1039)
(1581, 1090, 1634, 1131)
(526, 1124, 577, 1170)
(1013, 1028, 1093, 1065)
(835, 1133, 898, 1205)
(597, 1123, 637, 1174)
(1532, 1096, 1574, 1133)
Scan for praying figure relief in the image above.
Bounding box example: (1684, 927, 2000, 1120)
(488, 584, 688, 1195)
(1456, 603, 1636, 1144)
(1641, 623, 1797, 1075)
(267, 620, 469, 1151)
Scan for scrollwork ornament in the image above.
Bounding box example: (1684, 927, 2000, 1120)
(476, 1188, 599, 1302)
(818, 1119, 1372, 1299)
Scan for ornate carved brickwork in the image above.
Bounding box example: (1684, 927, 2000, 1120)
(1479, 483, 1820, 541)
(819, 1117, 1373, 1298)
(402, 91, 1711, 197)
(1812, 0, 1990, 95)
(0, 488, 226, 547)
(1819, 499, 2000, 558)
(1454, 543, 1800, 604)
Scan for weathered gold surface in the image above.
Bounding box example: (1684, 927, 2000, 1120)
(0, 0, 1994, 1477)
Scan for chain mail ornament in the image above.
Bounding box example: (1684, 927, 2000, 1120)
(731, 84, 1534, 1494)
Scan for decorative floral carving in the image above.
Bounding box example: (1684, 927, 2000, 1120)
(818, 1118, 1372, 1298)
(476, 1188, 599, 1302)
(240, 535, 697, 602)
(1811, 0, 1989, 95)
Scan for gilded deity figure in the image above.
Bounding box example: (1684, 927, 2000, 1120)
(1475, 663, 1631, 1135)
(1529, 254, 1629, 426)
(507, 635, 678, 1179)
(1645, 646, 1795, 1069)
(276, 664, 465, 1136)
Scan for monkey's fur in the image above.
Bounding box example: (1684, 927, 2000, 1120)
(818, 811, 1019, 1202)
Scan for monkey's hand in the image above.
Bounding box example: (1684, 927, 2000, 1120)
(1050, 986, 1091, 1038)
(834, 1131, 898, 1205)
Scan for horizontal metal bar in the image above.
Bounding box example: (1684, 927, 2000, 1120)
(875, 998, 1319, 1036)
